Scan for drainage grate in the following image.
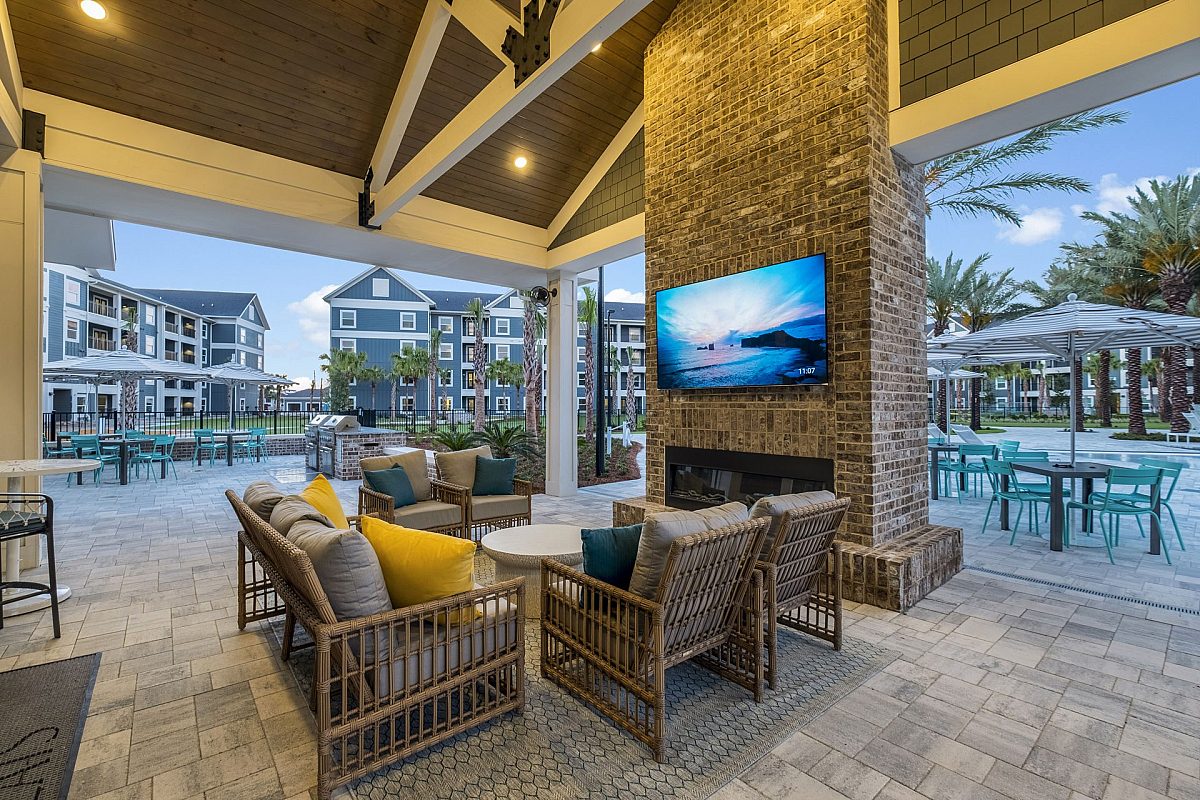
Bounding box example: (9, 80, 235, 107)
(964, 564, 1200, 616)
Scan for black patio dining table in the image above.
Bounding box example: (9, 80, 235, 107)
(97, 435, 165, 486)
(210, 430, 260, 467)
(1002, 461, 1163, 555)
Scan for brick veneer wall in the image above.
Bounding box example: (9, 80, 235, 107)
(643, 0, 930, 549)
(899, 0, 1168, 104)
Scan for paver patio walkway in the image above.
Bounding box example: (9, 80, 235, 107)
(0, 454, 1195, 800)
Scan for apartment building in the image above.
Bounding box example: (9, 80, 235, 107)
(43, 263, 269, 415)
(325, 267, 646, 415)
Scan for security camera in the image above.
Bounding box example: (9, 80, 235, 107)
(530, 286, 557, 308)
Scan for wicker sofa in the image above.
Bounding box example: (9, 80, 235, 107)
(228, 484, 525, 800)
(541, 516, 769, 760)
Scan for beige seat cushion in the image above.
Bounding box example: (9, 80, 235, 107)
(270, 495, 331, 538)
(391, 499, 464, 531)
(435, 445, 492, 490)
(243, 480, 284, 521)
(470, 494, 529, 522)
(286, 519, 392, 622)
(372, 595, 518, 695)
(694, 500, 750, 530)
(749, 491, 838, 556)
(627, 510, 710, 600)
(360, 450, 432, 502)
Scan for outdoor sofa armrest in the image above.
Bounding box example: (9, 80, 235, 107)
(541, 559, 659, 680)
(514, 479, 533, 498)
(322, 577, 526, 705)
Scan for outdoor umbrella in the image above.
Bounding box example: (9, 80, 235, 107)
(202, 360, 294, 430)
(928, 294, 1200, 462)
(44, 348, 211, 431)
(927, 343, 1056, 435)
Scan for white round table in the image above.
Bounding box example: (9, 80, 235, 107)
(0, 458, 98, 617)
(480, 524, 584, 619)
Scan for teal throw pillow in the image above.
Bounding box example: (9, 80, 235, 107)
(363, 466, 416, 509)
(473, 456, 516, 496)
(580, 524, 643, 590)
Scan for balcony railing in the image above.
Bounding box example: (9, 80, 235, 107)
(164, 351, 179, 361)
(182, 327, 197, 338)
(165, 322, 180, 334)
(88, 337, 116, 351)
(182, 354, 196, 364)
(88, 301, 117, 318)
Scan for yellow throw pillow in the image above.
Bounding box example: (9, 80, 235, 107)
(299, 474, 349, 530)
(359, 516, 479, 624)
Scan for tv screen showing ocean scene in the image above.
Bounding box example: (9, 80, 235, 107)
(655, 254, 828, 390)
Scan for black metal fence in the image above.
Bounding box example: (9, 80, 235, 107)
(43, 410, 316, 439)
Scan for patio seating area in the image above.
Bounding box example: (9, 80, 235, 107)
(0, 454, 1195, 799)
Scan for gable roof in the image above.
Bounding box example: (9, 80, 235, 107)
(322, 266, 434, 305)
(137, 289, 268, 328)
(599, 301, 645, 322)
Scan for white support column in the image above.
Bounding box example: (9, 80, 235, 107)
(545, 274, 578, 497)
(0, 146, 44, 576)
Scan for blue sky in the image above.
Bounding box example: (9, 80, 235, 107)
(108, 75, 1198, 386)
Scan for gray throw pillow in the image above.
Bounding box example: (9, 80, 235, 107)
(627, 510, 709, 600)
(243, 480, 284, 521)
(694, 501, 750, 530)
(286, 519, 392, 621)
(270, 495, 332, 538)
(749, 491, 838, 556)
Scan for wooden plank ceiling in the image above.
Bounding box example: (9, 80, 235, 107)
(10, 0, 677, 230)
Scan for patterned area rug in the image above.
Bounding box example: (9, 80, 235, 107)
(0, 653, 100, 800)
(275, 556, 895, 800)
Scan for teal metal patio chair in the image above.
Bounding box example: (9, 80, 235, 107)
(42, 437, 75, 459)
(1067, 467, 1168, 565)
(234, 428, 268, 463)
(137, 436, 178, 481)
(69, 435, 117, 483)
(941, 444, 995, 501)
(193, 430, 226, 466)
(982, 458, 1051, 542)
(129, 438, 158, 482)
(1089, 457, 1186, 552)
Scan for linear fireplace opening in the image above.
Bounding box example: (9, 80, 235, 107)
(665, 446, 834, 510)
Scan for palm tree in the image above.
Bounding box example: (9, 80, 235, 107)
(360, 365, 385, 410)
(390, 349, 425, 420)
(485, 358, 524, 417)
(1144, 355, 1164, 418)
(927, 252, 985, 430)
(579, 287, 598, 441)
(119, 306, 140, 429)
(520, 290, 540, 434)
(319, 349, 366, 413)
(427, 329, 444, 419)
(625, 358, 637, 427)
(465, 298, 488, 430)
(960, 268, 1021, 429)
(923, 110, 1123, 224)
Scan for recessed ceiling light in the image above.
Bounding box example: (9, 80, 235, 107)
(80, 0, 107, 20)
(591, 42, 602, 53)
(514, 156, 528, 169)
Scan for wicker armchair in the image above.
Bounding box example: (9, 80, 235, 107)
(357, 451, 469, 538)
(541, 517, 768, 761)
(709, 498, 848, 692)
(227, 491, 525, 800)
(434, 446, 533, 542)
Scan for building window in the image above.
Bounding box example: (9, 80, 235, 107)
(439, 371, 453, 387)
(465, 319, 478, 337)
(496, 396, 510, 412)
(577, 397, 587, 412)
(440, 396, 453, 411)
(401, 396, 414, 411)
(495, 344, 510, 361)
(239, 351, 247, 365)
(340, 338, 356, 352)
(144, 336, 155, 356)
(577, 372, 586, 387)
(400, 312, 416, 331)
(438, 316, 453, 333)
(144, 305, 156, 324)
(464, 344, 475, 362)
(76, 395, 87, 413)
(629, 327, 643, 343)
(630, 349, 643, 366)
(577, 346, 585, 362)
(65, 279, 81, 306)
(462, 370, 475, 388)
(248, 305, 256, 322)
(439, 343, 453, 361)
(240, 396, 247, 410)
(372, 277, 389, 298)
(340, 309, 357, 328)
(144, 397, 154, 412)
(633, 374, 644, 390)
(577, 322, 587, 335)
(65, 319, 80, 343)
(400, 340, 416, 353)
(494, 318, 510, 336)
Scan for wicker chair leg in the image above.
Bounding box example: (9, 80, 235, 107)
(751, 575, 764, 703)
(281, 609, 296, 661)
(652, 625, 667, 763)
(237, 539, 248, 631)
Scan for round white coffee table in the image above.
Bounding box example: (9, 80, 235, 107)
(480, 524, 583, 619)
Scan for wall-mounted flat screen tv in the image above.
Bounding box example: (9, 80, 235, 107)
(655, 254, 828, 390)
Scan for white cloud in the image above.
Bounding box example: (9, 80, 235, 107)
(605, 288, 645, 303)
(288, 284, 337, 347)
(996, 207, 1063, 245)
(1080, 169, 1200, 218)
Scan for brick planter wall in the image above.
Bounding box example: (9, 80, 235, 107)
(642, 0, 961, 606)
(167, 434, 304, 465)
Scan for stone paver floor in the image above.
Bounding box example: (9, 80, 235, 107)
(0, 455, 1196, 800)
